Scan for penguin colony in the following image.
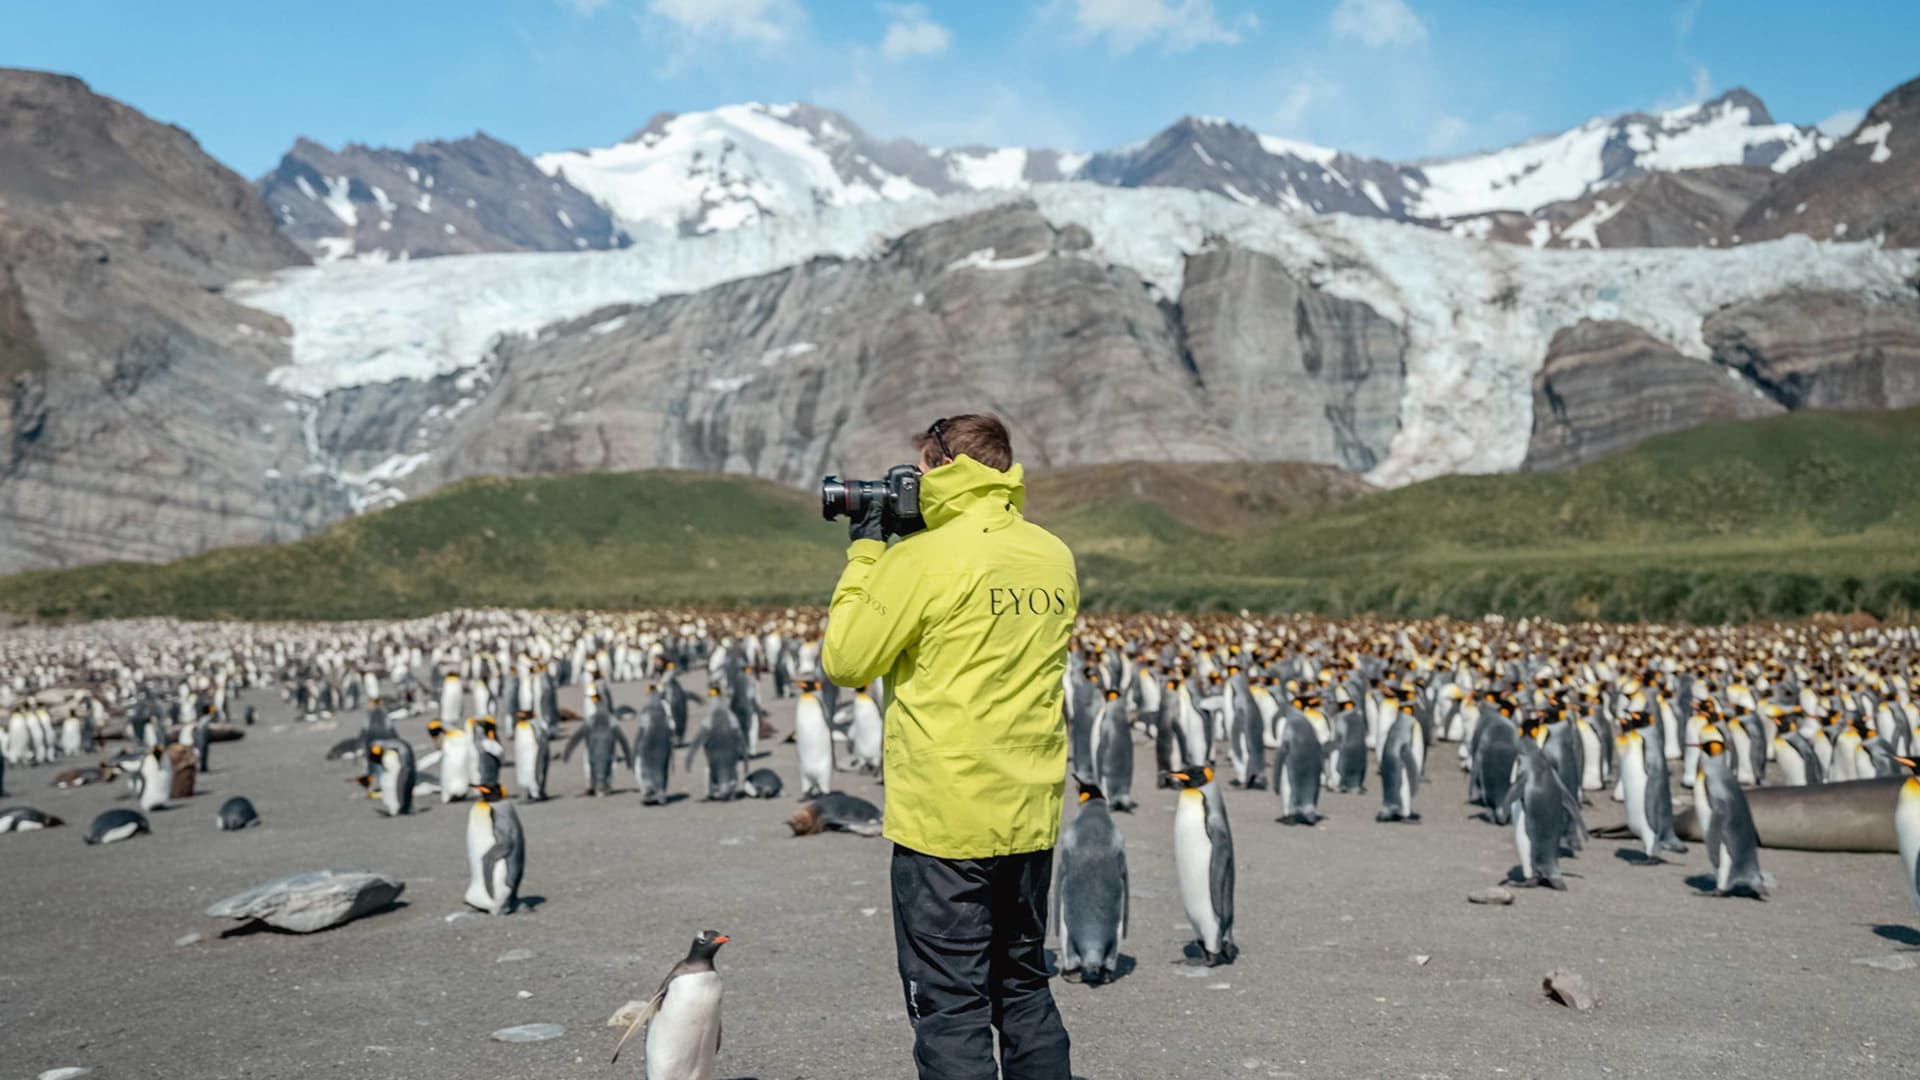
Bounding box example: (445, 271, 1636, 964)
(5, 610, 1920, 1072)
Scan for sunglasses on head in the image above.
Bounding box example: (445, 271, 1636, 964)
(927, 418, 955, 463)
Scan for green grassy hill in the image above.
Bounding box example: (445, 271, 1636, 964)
(5, 409, 1919, 622)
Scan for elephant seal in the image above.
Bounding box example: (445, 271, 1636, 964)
(1674, 776, 1901, 853)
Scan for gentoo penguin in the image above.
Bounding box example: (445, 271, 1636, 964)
(633, 696, 676, 806)
(1093, 692, 1136, 812)
(848, 685, 884, 776)
(1692, 739, 1768, 898)
(563, 698, 633, 797)
(1896, 757, 1920, 915)
(1506, 740, 1583, 891)
(512, 712, 551, 802)
(744, 768, 783, 799)
(0, 806, 63, 832)
(1055, 779, 1128, 985)
(1271, 710, 1325, 826)
(137, 744, 171, 812)
(430, 719, 474, 803)
(1376, 706, 1422, 823)
(687, 688, 747, 801)
(786, 792, 884, 836)
(464, 782, 525, 916)
(611, 929, 728, 1077)
(84, 808, 150, 845)
(1620, 714, 1688, 856)
(793, 681, 834, 798)
(216, 796, 261, 830)
(1169, 767, 1237, 966)
(368, 739, 416, 816)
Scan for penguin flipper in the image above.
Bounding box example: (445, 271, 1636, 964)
(609, 990, 663, 1064)
(560, 726, 588, 763)
(612, 728, 634, 769)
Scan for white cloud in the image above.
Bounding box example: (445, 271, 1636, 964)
(1425, 113, 1468, 154)
(1061, 0, 1255, 56)
(1273, 79, 1336, 132)
(1330, 0, 1427, 48)
(645, 0, 803, 45)
(1817, 108, 1864, 137)
(880, 3, 951, 60)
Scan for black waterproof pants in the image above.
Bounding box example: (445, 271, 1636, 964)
(891, 844, 1072, 1080)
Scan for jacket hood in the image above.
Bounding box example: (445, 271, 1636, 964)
(920, 454, 1025, 530)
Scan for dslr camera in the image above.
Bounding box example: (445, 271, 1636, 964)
(821, 464, 925, 536)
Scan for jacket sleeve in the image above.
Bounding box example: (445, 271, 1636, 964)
(823, 539, 931, 689)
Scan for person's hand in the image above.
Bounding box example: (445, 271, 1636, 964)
(849, 496, 887, 543)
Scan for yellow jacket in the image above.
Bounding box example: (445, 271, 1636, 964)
(823, 455, 1079, 859)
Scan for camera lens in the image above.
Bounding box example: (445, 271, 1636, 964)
(820, 476, 851, 522)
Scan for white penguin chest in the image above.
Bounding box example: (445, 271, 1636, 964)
(649, 971, 724, 1079)
(1173, 794, 1218, 949)
(1895, 786, 1920, 911)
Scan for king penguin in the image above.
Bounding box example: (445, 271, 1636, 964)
(1224, 669, 1266, 790)
(1328, 697, 1368, 795)
(564, 692, 633, 797)
(687, 687, 747, 801)
(512, 712, 551, 802)
(633, 692, 676, 806)
(136, 744, 171, 813)
(1376, 705, 1422, 823)
(1506, 739, 1583, 891)
(793, 680, 834, 798)
(464, 782, 525, 916)
(1170, 767, 1236, 966)
(1895, 756, 1920, 916)
(1055, 779, 1128, 985)
(1692, 739, 1768, 898)
(216, 796, 261, 831)
(431, 719, 474, 803)
(84, 808, 149, 845)
(1469, 700, 1519, 824)
(611, 929, 728, 1077)
(848, 683, 884, 776)
(1094, 691, 1136, 812)
(1621, 713, 1688, 857)
(1271, 709, 1325, 826)
(369, 739, 416, 817)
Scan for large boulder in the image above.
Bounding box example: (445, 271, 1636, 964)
(1525, 319, 1780, 471)
(206, 868, 404, 933)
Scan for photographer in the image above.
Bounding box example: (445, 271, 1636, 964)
(822, 414, 1078, 1080)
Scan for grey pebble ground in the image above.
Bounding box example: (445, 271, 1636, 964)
(4, 680, 1917, 1079)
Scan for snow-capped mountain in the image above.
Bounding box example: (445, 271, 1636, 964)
(260, 133, 628, 261)
(535, 89, 1827, 240)
(263, 89, 1829, 257)
(533, 102, 1086, 237)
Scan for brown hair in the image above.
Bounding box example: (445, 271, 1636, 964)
(916, 413, 1013, 471)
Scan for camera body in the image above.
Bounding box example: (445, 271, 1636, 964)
(821, 464, 925, 536)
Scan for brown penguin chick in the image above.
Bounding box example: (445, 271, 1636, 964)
(165, 744, 197, 798)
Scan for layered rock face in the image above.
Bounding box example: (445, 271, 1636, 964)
(1705, 289, 1920, 411)
(1736, 76, 1920, 247)
(1177, 245, 1405, 470)
(260, 134, 628, 260)
(1524, 319, 1781, 471)
(330, 204, 1406, 495)
(0, 69, 344, 573)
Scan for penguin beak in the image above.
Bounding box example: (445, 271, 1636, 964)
(712, 934, 730, 945)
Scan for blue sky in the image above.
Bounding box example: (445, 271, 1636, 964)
(5, 0, 1915, 177)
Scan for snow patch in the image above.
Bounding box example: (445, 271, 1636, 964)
(760, 341, 817, 366)
(945, 247, 1049, 273)
(948, 148, 1029, 190)
(1856, 122, 1893, 164)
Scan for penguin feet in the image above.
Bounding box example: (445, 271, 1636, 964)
(1246, 778, 1268, 791)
